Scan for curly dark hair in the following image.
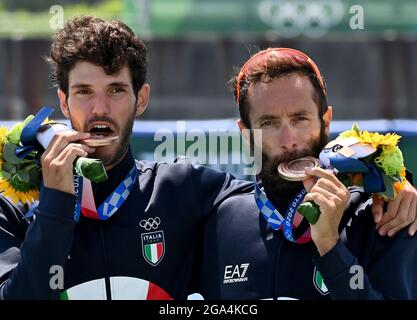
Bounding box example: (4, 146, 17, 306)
(47, 16, 148, 98)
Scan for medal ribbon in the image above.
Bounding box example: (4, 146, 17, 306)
(73, 165, 138, 221)
(254, 180, 312, 244)
(16, 106, 55, 159)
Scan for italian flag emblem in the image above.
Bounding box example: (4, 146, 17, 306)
(313, 267, 329, 295)
(141, 231, 165, 266)
(60, 277, 173, 300)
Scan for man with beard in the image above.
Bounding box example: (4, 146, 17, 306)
(196, 48, 417, 299)
(0, 16, 252, 300)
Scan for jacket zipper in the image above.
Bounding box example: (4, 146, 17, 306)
(99, 224, 112, 300)
(273, 236, 284, 300)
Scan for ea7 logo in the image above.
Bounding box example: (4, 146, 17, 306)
(223, 263, 250, 284)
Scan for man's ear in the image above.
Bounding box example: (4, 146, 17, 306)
(323, 106, 333, 135)
(135, 83, 150, 117)
(58, 89, 70, 119)
(237, 119, 250, 143)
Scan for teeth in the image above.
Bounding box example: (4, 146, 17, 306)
(93, 125, 110, 129)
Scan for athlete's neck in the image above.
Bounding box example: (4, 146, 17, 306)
(104, 148, 129, 171)
(264, 183, 303, 213)
(93, 147, 135, 205)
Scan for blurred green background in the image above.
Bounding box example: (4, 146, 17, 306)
(0, 0, 415, 177)
(2, 0, 417, 38)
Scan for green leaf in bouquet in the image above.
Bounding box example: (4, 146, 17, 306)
(10, 173, 31, 192)
(352, 123, 360, 135)
(375, 145, 404, 176)
(1, 170, 12, 180)
(390, 174, 401, 183)
(7, 122, 23, 145)
(2, 162, 17, 174)
(27, 165, 41, 187)
(383, 173, 401, 186)
(363, 152, 378, 163)
(28, 171, 41, 189)
(7, 115, 34, 146)
(378, 173, 396, 200)
(28, 150, 38, 159)
(3, 143, 24, 164)
(16, 170, 30, 183)
(22, 115, 34, 128)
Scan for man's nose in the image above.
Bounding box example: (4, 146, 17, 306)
(279, 125, 297, 151)
(91, 93, 111, 115)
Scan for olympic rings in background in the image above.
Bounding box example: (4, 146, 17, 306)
(259, 0, 345, 38)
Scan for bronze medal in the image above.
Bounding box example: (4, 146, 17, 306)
(83, 136, 119, 147)
(277, 156, 320, 181)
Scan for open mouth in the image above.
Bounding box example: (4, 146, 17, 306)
(89, 124, 115, 137)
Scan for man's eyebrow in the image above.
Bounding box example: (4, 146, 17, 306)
(108, 82, 130, 87)
(256, 114, 279, 122)
(289, 110, 312, 117)
(70, 82, 130, 89)
(255, 110, 313, 123)
(70, 83, 91, 89)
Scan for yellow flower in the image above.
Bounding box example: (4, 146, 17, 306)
(0, 127, 7, 143)
(360, 131, 400, 149)
(338, 123, 401, 149)
(0, 118, 45, 206)
(0, 179, 39, 205)
(0, 127, 8, 167)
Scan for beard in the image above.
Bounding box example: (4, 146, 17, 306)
(69, 110, 136, 168)
(259, 124, 328, 201)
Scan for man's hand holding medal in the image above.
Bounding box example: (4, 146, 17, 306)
(278, 123, 415, 251)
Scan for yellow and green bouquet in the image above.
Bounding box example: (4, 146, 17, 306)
(298, 123, 407, 224)
(0, 107, 108, 206)
(0, 115, 41, 204)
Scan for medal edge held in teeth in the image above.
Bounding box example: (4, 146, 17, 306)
(83, 136, 119, 147)
(277, 156, 320, 182)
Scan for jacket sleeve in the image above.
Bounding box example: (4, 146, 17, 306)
(0, 187, 77, 299)
(313, 224, 417, 299)
(189, 164, 253, 218)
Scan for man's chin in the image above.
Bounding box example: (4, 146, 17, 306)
(261, 172, 304, 197)
(259, 154, 310, 197)
(91, 146, 123, 167)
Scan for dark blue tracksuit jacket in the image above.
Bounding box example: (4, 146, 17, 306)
(0, 150, 251, 299)
(197, 187, 417, 300)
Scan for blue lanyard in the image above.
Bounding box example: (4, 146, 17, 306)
(73, 174, 83, 222)
(254, 180, 307, 243)
(73, 165, 138, 222)
(282, 189, 307, 242)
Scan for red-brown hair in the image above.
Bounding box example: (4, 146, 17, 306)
(230, 48, 327, 128)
